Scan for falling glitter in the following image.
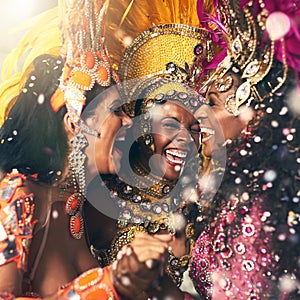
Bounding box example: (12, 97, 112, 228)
(174, 165, 181, 172)
(278, 274, 298, 293)
(279, 106, 288, 115)
(264, 169, 277, 182)
(172, 213, 186, 232)
(37, 94, 45, 105)
(286, 88, 300, 116)
(52, 210, 59, 219)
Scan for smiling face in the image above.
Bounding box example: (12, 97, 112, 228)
(198, 71, 254, 158)
(82, 86, 132, 180)
(136, 100, 201, 181)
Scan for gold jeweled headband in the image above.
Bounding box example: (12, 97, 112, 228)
(197, 0, 299, 116)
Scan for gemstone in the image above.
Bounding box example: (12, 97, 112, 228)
(162, 185, 170, 194)
(123, 185, 133, 194)
(166, 62, 176, 72)
(141, 200, 151, 211)
(189, 97, 199, 107)
(132, 194, 142, 203)
(152, 204, 162, 214)
(194, 43, 204, 56)
(232, 36, 243, 54)
(154, 93, 165, 102)
(236, 81, 251, 107)
(178, 92, 188, 99)
(146, 99, 154, 108)
(242, 259, 255, 272)
(166, 90, 176, 97)
(242, 60, 260, 78)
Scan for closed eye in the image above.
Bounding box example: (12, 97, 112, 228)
(190, 123, 201, 134)
(207, 91, 219, 107)
(109, 99, 124, 115)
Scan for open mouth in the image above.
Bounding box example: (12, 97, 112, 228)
(165, 149, 188, 167)
(113, 135, 126, 156)
(201, 127, 215, 142)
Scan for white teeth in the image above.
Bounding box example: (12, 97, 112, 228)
(165, 149, 187, 158)
(167, 156, 183, 165)
(116, 136, 125, 142)
(201, 127, 215, 136)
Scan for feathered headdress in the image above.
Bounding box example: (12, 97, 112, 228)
(51, 0, 119, 124)
(105, 0, 216, 68)
(104, 0, 221, 105)
(0, 0, 218, 124)
(0, 7, 61, 125)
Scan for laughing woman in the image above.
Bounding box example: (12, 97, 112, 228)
(0, 0, 171, 299)
(190, 0, 300, 299)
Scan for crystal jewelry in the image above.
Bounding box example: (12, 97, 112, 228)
(214, 74, 234, 93)
(66, 133, 88, 240)
(78, 120, 100, 138)
(196, 0, 291, 116)
(69, 133, 88, 196)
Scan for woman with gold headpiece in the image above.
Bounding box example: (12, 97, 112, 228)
(0, 0, 173, 299)
(189, 0, 300, 298)
(83, 1, 223, 298)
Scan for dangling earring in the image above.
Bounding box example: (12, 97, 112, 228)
(143, 134, 155, 153)
(66, 132, 88, 239)
(69, 132, 88, 195)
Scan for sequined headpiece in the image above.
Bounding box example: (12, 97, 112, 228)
(197, 0, 300, 116)
(119, 23, 212, 102)
(116, 23, 216, 119)
(52, 0, 119, 123)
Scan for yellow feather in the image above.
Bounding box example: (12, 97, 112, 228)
(106, 0, 214, 68)
(0, 7, 61, 125)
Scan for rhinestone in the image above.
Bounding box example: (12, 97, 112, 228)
(121, 209, 132, 220)
(170, 257, 180, 267)
(242, 223, 255, 236)
(144, 134, 153, 145)
(145, 99, 154, 108)
(234, 242, 246, 255)
(123, 185, 133, 194)
(236, 81, 251, 106)
(242, 60, 260, 78)
(141, 200, 151, 211)
(154, 93, 165, 102)
(117, 199, 126, 208)
(132, 194, 142, 203)
(152, 204, 162, 214)
(162, 203, 170, 212)
(178, 92, 188, 99)
(143, 111, 150, 120)
(194, 43, 204, 56)
(242, 259, 255, 272)
(232, 36, 243, 54)
(143, 124, 149, 133)
(189, 97, 199, 107)
(198, 259, 208, 270)
(162, 185, 170, 194)
(166, 62, 176, 72)
(166, 90, 176, 97)
(133, 215, 143, 224)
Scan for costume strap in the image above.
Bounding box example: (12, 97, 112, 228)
(0, 267, 119, 299)
(0, 171, 36, 271)
(57, 267, 120, 299)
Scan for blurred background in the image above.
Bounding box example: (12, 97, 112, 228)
(0, 0, 57, 80)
